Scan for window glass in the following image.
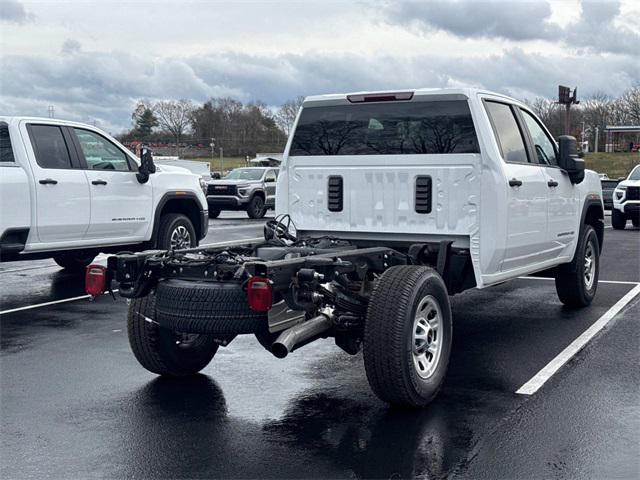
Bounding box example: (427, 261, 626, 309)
(629, 166, 640, 180)
(265, 170, 277, 182)
(0, 122, 15, 162)
(30, 125, 73, 169)
(484, 101, 529, 163)
(290, 100, 479, 156)
(74, 128, 130, 171)
(224, 168, 264, 181)
(521, 110, 557, 166)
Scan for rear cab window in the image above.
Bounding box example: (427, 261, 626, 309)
(483, 101, 529, 164)
(0, 122, 15, 163)
(290, 100, 479, 156)
(28, 125, 73, 169)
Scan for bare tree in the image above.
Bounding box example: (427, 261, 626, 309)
(619, 86, 640, 124)
(275, 96, 305, 136)
(581, 92, 615, 151)
(153, 99, 194, 146)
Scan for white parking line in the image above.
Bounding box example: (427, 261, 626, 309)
(0, 289, 120, 316)
(515, 283, 640, 395)
(518, 276, 640, 286)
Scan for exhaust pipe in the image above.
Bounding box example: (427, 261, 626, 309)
(271, 310, 333, 359)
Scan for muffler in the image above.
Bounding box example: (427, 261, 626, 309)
(271, 309, 333, 359)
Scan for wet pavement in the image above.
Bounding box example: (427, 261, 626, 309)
(1, 214, 639, 479)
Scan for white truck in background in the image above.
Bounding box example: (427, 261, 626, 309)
(0, 117, 209, 272)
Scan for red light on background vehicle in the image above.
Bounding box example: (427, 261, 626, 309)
(347, 91, 414, 103)
(85, 264, 108, 297)
(247, 276, 273, 312)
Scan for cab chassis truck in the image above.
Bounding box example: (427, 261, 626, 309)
(94, 89, 605, 407)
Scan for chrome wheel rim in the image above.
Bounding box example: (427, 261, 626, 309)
(170, 225, 191, 249)
(412, 295, 443, 379)
(584, 240, 596, 290)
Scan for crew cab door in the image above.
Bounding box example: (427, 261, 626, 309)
(70, 127, 152, 242)
(518, 108, 579, 261)
(24, 123, 91, 243)
(483, 101, 549, 272)
(264, 169, 277, 207)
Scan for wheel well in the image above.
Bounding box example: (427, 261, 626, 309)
(252, 190, 265, 201)
(584, 204, 604, 252)
(158, 198, 202, 239)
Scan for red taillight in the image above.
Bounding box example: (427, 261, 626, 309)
(85, 264, 108, 297)
(247, 276, 273, 312)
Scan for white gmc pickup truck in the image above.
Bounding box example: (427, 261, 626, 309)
(0, 117, 208, 271)
(100, 88, 604, 408)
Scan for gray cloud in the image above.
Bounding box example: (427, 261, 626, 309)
(384, 0, 640, 55)
(0, 0, 35, 24)
(1, 44, 638, 132)
(384, 0, 560, 41)
(61, 39, 82, 55)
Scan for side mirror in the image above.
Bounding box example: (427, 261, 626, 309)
(136, 147, 156, 184)
(558, 136, 585, 184)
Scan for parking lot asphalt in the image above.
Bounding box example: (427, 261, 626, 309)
(1, 214, 638, 479)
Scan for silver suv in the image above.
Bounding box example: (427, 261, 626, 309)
(206, 167, 278, 219)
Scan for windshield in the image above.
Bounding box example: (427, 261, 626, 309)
(224, 169, 264, 181)
(290, 100, 479, 156)
(629, 166, 640, 181)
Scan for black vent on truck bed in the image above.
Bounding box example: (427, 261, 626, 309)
(415, 176, 432, 214)
(327, 176, 343, 212)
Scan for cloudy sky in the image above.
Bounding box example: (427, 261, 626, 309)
(1, 0, 638, 133)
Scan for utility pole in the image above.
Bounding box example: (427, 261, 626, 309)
(595, 127, 599, 153)
(557, 85, 579, 135)
(219, 147, 224, 173)
(210, 138, 215, 165)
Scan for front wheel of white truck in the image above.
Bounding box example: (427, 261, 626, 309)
(127, 293, 219, 376)
(555, 224, 600, 308)
(363, 266, 452, 408)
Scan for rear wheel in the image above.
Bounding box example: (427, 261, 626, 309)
(363, 265, 452, 408)
(555, 224, 599, 308)
(156, 213, 197, 250)
(53, 251, 96, 272)
(611, 209, 626, 230)
(632, 218, 640, 228)
(127, 293, 219, 376)
(208, 208, 221, 219)
(246, 195, 266, 219)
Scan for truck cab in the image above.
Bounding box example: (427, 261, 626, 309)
(0, 117, 208, 270)
(277, 88, 603, 287)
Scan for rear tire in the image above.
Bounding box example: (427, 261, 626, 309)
(363, 266, 452, 408)
(53, 251, 96, 272)
(127, 292, 219, 376)
(555, 224, 599, 308)
(208, 208, 221, 219)
(632, 218, 640, 228)
(156, 213, 197, 250)
(611, 209, 626, 230)
(246, 195, 266, 219)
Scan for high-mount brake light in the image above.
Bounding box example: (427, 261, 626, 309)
(347, 92, 414, 103)
(85, 264, 108, 297)
(247, 276, 273, 312)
